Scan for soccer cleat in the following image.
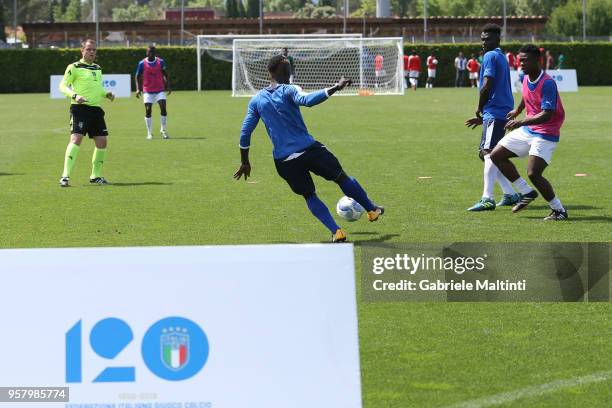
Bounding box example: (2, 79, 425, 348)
(161, 130, 170, 139)
(89, 177, 109, 185)
(332, 229, 347, 243)
(543, 209, 569, 221)
(497, 193, 520, 207)
(59, 176, 70, 187)
(512, 190, 539, 213)
(146, 133, 153, 140)
(367, 206, 385, 222)
(467, 198, 496, 212)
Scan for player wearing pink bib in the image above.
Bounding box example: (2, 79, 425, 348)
(135, 46, 171, 139)
(491, 44, 568, 221)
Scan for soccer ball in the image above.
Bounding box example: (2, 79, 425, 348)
(336, 196, 365, 222)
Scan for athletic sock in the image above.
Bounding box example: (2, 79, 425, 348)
(513, 177, 534, 195)
(482, 155, 496, 200)
(145, 117, 153, 134)
(548, 197, 565, 211)
(90, 148, 107, 179)
(496, 171, 516, 195)
(339, 176, 375, 211)
(305, 194, 340, 234)
(62, 142, 80, 178)
(160, 115, 167, 131)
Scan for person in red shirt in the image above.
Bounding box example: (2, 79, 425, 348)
(407, 50, 421, 91)
(545, 50, 554, 71)
(467, 53, 480, 88)
(374, 54, 384, 88)
(426, 54, 438, 88)
(506, 51, 516, 71)
(403, 54, 409, 88)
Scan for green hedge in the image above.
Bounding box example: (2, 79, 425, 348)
(1, 43, 610, 93)
(0, 46, 230, 93)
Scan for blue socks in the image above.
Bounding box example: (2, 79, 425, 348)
(339, 176, 375, 211)
(305, 194, 340, 234)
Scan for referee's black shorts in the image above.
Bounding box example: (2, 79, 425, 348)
(70, 104, 108, 138)
(274, 141, 344, 196)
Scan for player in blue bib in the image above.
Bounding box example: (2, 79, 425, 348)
(234, 54, 384, 243)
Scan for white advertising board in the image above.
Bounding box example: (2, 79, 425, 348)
(510, 69, 578, 92)
(0, 244, 361, 408)
(50, 74, 132, 99)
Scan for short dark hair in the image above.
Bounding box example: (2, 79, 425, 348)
(482, 23, 501, 36)
(519, 44, 541, 59)
(268, 54, 287, 73)
(81, 39, 96, 48)
(147, 45, 156, 52)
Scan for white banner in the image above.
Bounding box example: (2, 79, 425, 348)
(50, 74, 132, 99)
(511, 69, 578, 93)
(0, 245, 361, 408)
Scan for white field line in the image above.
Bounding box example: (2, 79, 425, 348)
(445, 369, 612, 408)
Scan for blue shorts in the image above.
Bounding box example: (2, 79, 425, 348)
(274, 141, 344, 195)
(479, 118, 508, 151)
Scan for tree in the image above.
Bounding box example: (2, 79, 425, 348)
(0, 2, 5, 42)
(350, 0, 375, 17)
(246, 0, 259, 18)
(237, 0, 246, 17)
(226, 0, 239, 17)
(113, 4, 161, 21)
(547, 0, 612, 36)
(294, 3, 336, 18)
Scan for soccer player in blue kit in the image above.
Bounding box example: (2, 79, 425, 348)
(465, 23, 519, 211)
(234, 54, 384, 243)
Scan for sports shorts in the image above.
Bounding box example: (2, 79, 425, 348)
(274, 141, 344, 196)
(479, 117, 507, 151)
(469, 72, 479, 80)
(427, 69, 437, 78)
(70, 104, 108, 138)
(499, 127, 558, 164)
(143, 91, 167, 104)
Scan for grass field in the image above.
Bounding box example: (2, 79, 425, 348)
(1, 88, 610, 407)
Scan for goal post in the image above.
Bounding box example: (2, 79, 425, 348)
(231, 37, 405, 97)
(196, 34, 363, 91)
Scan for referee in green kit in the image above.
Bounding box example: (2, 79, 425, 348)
(58, 39, 115, 187)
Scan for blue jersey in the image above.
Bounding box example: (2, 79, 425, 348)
(239, 84, 329, 160)
(479, 48, 513, 120)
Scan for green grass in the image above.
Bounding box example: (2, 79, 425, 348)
(0, 88, 610, 407)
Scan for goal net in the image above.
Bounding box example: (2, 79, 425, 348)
(232, 37, 404, 97)
(196, 34, 362, 91)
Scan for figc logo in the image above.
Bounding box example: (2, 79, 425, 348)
(66, 316, 209, 383)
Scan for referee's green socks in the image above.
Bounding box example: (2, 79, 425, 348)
(90, 148, 107, 179)
(62, 142, 80, 178)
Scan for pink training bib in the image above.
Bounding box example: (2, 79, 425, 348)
(142, 57, 165, 93)
(522, 72, 565, 139)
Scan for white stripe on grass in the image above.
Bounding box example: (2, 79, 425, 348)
(446, 370, 612, 408)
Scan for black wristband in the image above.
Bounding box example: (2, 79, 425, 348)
(71, 93, 77, 100)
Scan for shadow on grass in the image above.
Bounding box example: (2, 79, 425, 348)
(107, 182, 173, 187)
(166, 137, 207, 140)
(524, 215, 612, 223)
(353, 234, 401, 243)
(0, 172, 24, 176)
(526, 204, 602, 211)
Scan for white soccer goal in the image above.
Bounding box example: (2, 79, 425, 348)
(196, 34, 362, 91)
(232, 37, 405, 97)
